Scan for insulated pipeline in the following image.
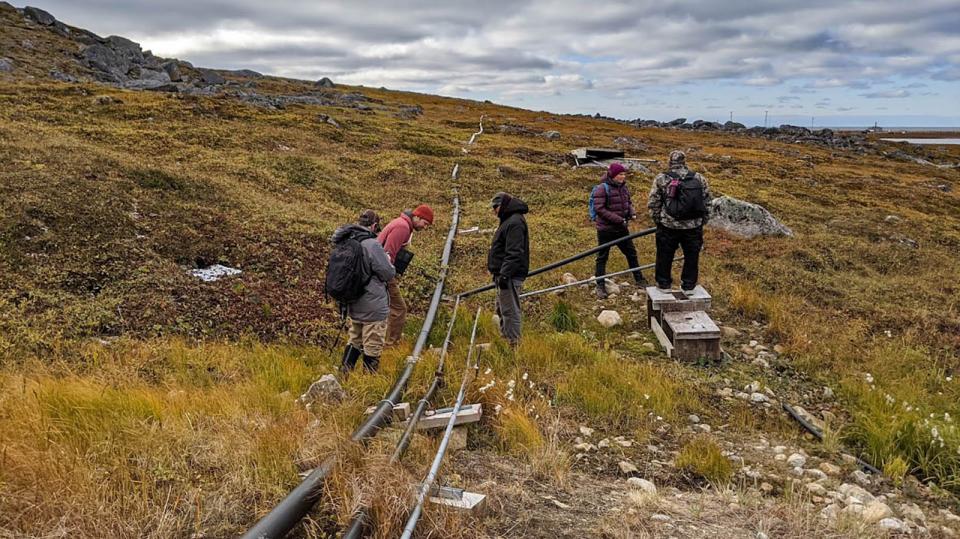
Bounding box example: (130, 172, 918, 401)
(781, 402, 882, 475)
(458, 226, 657, 298)
(518, 257, 683, 299)
(240, 117, 478, 539)
(400, 307, 483, 539)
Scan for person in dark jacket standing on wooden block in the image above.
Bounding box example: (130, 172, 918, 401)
(487, 192, 529, 347)
(648, 150, 712, 295)
(592, 162, 647, 299)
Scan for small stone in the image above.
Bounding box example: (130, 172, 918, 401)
(806, 483, 828, 496)
(491, 314, 500, 327)
(774, 454, 786, 461)
(840, 454, 858, 466)
(552, 499, 571, 510)
(760, 482, 774, 493)
(561, 272, 578, 285)
(642, 342, 656, 350)
(542, 130, 561, 140)
(615, 439, 633, 448)
(899, 503, 925, 523)
(745, 381, 762, 392)
(820, 504, 840, 521)
(688, 414, 701, 424)
(772, 446, 787, 454)
(750, 392, 769, 403)
(850, 470, 872, 486)
(819, 462, 841, 476)
(720, 326, 742, 338)
(877, 518, 905, 531)
(773, 344, 785, 354)
(579, 426, 595, 437)
(573, 442, 596, 452)
(603, 279, 621, 295)
(861, 501, 893, 524)
(717, 388, 733, 398)
(940, 509, 960, 522)
(597, 309, 623, 327)
(650, 514, 672, 522)
(736, 392, 751, 401)
(695, 424, 712, 433)
(627, 477, 657, 494)
(805, 469, 828, 481)
(752, 358, 770, 368)
(822, 386, 835, 399)
(0, 57, 13, 73)
(619, 460, 639, 475)
(297, 374, 345, 405)
(598, 438, 611, 449)
(838, 483, 874, 504)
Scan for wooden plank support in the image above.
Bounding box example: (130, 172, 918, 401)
(406, 403, 482, 431)
(649, 317, 674, 357)
(364, 402, 411, 421)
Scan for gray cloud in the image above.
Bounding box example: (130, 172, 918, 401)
(20, 0, 960, 101)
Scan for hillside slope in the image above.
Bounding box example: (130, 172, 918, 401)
(1, 4, 959, 538)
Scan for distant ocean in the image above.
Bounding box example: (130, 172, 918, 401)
(828, 126, 960, 132)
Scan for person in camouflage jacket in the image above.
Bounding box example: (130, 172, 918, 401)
(647, 150, 712, 293)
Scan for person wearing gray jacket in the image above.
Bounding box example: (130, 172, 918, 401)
(333, 210, 396, 373)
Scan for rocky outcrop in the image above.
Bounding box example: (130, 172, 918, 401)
(23, 5, 55, 26)
(707, 196, 793, 239)
(0, 57, 13, 73)
(315, 77, 335, 88)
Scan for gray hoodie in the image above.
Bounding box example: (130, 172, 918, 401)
(331, 224, 396, 322)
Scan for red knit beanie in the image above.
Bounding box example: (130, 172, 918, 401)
(412, 204, 434, 224)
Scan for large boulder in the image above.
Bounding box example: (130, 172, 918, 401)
(316, 77, 335, 88)
(198, 68, 226, 85)
(123, 68, 172, 89)
(666, 118, 687, 127)
(160, 61, 182, 82)
(597, 310, 623, 328)
(707, 196, 793, 239)
(106, 35, 144, 65)
(23, 6, 56, 25)
(723, 121, 746, 130)
(82, 44, 128, 80)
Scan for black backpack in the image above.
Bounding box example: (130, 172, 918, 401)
(664, 171, 707, 220)
(325, 229, 375, 309)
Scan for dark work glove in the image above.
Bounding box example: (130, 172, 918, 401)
(496, 275, 511, 290)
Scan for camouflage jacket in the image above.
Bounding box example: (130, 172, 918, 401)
(647, 166, 712, 229)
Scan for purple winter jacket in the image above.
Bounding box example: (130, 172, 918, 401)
(593, 176, 636, 231)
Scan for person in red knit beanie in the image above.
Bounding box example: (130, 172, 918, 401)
(377, 204, 434, 345)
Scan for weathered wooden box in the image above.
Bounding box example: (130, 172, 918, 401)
(661, 310, 721, 362)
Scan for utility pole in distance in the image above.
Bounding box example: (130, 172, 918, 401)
(764, 110, 769, 128)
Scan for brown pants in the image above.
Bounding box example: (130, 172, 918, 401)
(386, 278, 406, 345)
(349, 319, 387, 357)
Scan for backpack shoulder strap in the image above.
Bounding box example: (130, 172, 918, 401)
(684, 171, 697, 181)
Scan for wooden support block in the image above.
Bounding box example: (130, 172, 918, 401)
(364, 402, 411, 421)
(649, 317, 674, 357)
(408, 403, 482, 430)
(662, 310, 721, 363)
(429, 490, 487, 515)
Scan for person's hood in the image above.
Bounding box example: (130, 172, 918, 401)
(331, 224, 373, 243)
(498, 195, 528, 220)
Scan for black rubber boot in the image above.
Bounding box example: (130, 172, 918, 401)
(362, 354, 380, 373)
(339, 345, 361, 375)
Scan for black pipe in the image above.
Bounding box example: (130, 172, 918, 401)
(242, 457, 335, 539)
(342, 299, 462, 538)
(781, 402, 882, 475)
(458, 226, 657, 298)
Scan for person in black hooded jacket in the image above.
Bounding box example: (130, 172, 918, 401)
(487, 192, 529, 346)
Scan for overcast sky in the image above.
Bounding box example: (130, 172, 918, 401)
(24, 1, 960, 126)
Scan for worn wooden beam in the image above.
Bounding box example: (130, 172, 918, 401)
(364, 402, 411, 421)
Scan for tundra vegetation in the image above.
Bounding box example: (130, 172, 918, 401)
(1, 5, 959, 537)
